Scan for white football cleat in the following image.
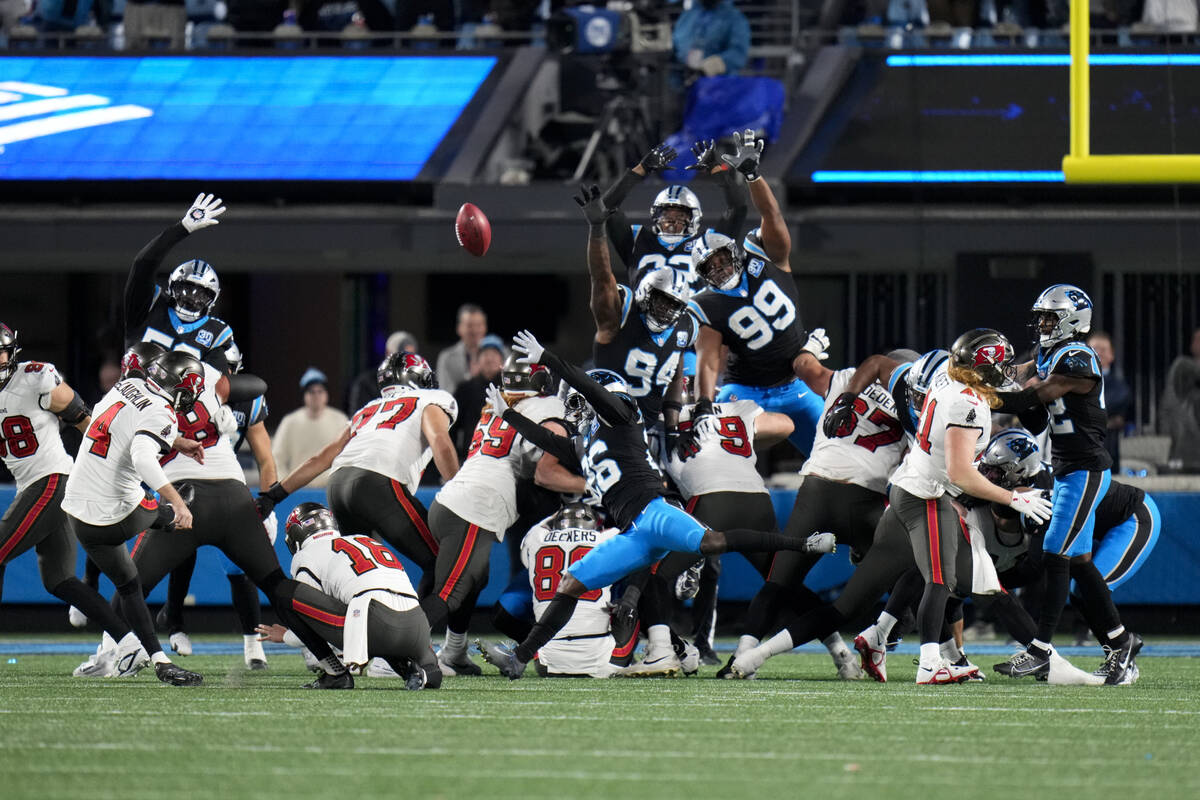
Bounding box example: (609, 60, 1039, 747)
(729, 646, 768, 680)
(366, 657, 401, 678)
(301, 647, 323, 673)
(169, 631, 192, 657)
(916, 658, 964, 685)
(1047, 648, 1104, 685)
(679, 640, 700, 676)
(616, 653, 681, 678)
(854, 626, 888, 683)
(73, 633, 118, 678)
(826, 633, 863, 680)
(68, 606, 88, 628)
(112, 635, 151, 678)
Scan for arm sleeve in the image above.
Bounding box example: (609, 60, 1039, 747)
(539, 348, 637, 427)
(501, 410, 580, 472)
(281, 629, 305, 649)
(124, 222, 189, 339)
(713, 170, 748, 238)
(601, 169, 643, 211)
(995, 387, 1042, 414)
(605, 211, 636, 269)
(130, 433, 171, 492)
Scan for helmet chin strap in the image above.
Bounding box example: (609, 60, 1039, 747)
(173, 304, 203, 323)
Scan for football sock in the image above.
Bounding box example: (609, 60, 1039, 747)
(442, 631, 467, 660)
(319, 655, 346, 676)
(736, 635, 759, 657)
(515, 592, 578, 664)
(50, 578, 132, 640)
(243, 634, 263, 655)
(719, 529, 812, 554)
(986, 593, 1036, 646)
(1029, 639, 1052, 657)
(150, 650, 170, 666)
(783, 605, 843, 648)
(1035, 554, 1071, 646)
(162, 553, 196, 633)
(1107, 626, 1128, 647)
(115, 578, 165, 657)
(228, 573, 262, 634)
(939, 638, 962, 663)
(919, 642, 941, 668)
(740, 581, 784, 640)
(646, 624, 672, 660)
(760, 629, 795, 658)
(883, 569, 925, 622)
(1069, 559, 1125, 647)
(876, 611, 900, 639)
(916, 583, 951, 650)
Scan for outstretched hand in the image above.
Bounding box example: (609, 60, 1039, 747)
(720, 129, 765, 182)
(574, 184, 613, 227)
(511, 330, 545, 365)
(181, 193, 226, 233)
(639, 143, 678, 174)
(485, 383, 509, 418)
(685, 139, 718, 173)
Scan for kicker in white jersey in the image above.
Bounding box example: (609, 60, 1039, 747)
(890, 370, 990, 500)
(160, 363, 243, 483)
(332, 385, 458, 494)
(521, 516, 618, 677)
(290, 530, 420, 610)
(0, 361, 74, 493)
(803, 368, 907, 494)
(62, 379, 178, 525)
(434, 394, 565, 539)
(665, 400, 766, 498)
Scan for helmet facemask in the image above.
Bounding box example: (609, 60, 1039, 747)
(697, 244, 742, 291)
(652, 204, 694, 245)
(640, 288, 687, 334)
(0, 325, 19, 386)
(169, 282, 217, 323)
(562, 387, 596, 434)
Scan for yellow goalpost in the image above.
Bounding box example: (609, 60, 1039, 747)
(1060, 0, 1200, 183)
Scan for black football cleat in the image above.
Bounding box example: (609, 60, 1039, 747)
(155, 661, 203, 687)
(695, 639, 721, 666)
(1101, 632, 1144, 686)
(715, 654, 738, 679)
(475, 639, 527, 680)
(993, 648, 1050, 679)
(304, 670, 354, 690)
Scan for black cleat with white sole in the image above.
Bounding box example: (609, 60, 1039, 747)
(304, 670, 354, 690)
(155, 661, 203, 687)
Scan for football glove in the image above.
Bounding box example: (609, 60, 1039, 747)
(213, 404, 238, 438)
(673, 427, 704, 461)
(485, 383, 508, 418)
(254, 481, 289, 520)
(802, 327, 830, 361)
(685, 139, 719, 173)
(822, 392, 858, 439)
(511, 330, 545, 365)
(181, 192, 226, 233)
(1008, 489, 1053, 523)
(721, 129, 765, 182)
(639, 143, 678, 174)
(691, 397, 718, 440)
(574, 184, 613, 227)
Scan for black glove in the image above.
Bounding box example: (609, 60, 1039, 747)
(574, 184, 613, 227)
(673, 427, 703, 461)
(822, 392, 858, 439)
(684, 139, 717, 172)
(639, 143, 678, 174)
(254, 481, 289, 520)
(720, 129, 765, 182)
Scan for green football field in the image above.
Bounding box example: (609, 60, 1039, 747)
(3, 636, 1200, 800)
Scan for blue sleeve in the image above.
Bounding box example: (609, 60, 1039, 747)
(715, 10, 751, 73)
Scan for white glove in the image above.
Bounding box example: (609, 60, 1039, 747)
(262, 510, 278, 546)
(686, 48, 704, 70)
(485, 383, 508, 418)
(1008, 489, 1053, 523)
(511, 330, 545, 365)
(213, 404, 238, 438)
(802, 327, 830, 361)
(700, 55, 727, 77)
(181, 192, 226, 233)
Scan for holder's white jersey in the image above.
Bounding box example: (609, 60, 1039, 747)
(63, 379, 178, 525)
(0, 361, 74, 493)
(521, 517, 618, 677)
(435, 394, 565, 539)
(161, 363, 243, 484)
(890, 371, 990, 500)
(664, 400, 767, 498)
(332, 386, 457, 494)
(290, 531, 419, 610)
(803, 368, 907, 494)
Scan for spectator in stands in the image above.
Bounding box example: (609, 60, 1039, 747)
(1141, 0, 1198, 31)
(1087, 330, 1131, 471)
(346, 330, 419, 414)
(1, 0, 26, 34)
(226, 0, 289, 34)
(436, 303, 489, 396)
(272, 367, 350, 489)
(672, 0, 751, 78)
(1160, 326, 1200, 469)
(451, 334, 506, 460)
(927, 0, 977, 26)
(123, 0, 187, 49)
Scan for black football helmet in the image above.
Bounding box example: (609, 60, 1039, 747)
(550, 501, 602, 531)
(145, 351, 205, 414)
(0, 323, 20, 387)
(377, 352, 436, 391)
(285, 501, 339, 554)
(950, 328, 1015, 388)
(121, 341, 168, 381)
(501, 352, 554, 399)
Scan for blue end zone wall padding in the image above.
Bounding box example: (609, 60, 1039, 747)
(2, 487, 1198, 606)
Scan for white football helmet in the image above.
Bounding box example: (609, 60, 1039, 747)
(1031, 284, 1092, 348)
(634, 265, 691, 333)
(979, 428, 1043, 489)
(690, 231, 742, 291)
(167, 259, 220, 323)
(650, 185, 702, 245)
(906, 348, 949, 415)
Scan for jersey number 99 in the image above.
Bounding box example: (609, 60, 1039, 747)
(727, 280, 796, 351)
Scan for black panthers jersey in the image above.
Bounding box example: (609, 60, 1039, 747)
(593, 284, 698, 420)
(1036, 341, 1112, 475)
(627, 224, 707, 296)
(580, 402, 665, 530)
(688, 256, 806, 387)
(229, 394, 268, 452)
(1092, 480, 1144, 540)
(127, 291, 236, 371)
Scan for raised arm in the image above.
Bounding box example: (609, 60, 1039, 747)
(511, 331, 637, 427)
(722, 130, 789, 269)
(602, 144, 677, 267)
(694, 325, 724, 403)
(577, 185, 623, 345)
(534, 420, 587, 494)
(685, 140, 748, 240)
(243, 421, 278, 490)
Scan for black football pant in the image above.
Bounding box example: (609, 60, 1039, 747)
(420, 501, 496, 633)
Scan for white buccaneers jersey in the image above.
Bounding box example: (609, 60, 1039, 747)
(435, 394, 565, 539)
(521, 517, 618, 676)
(161, 363, 243, 484)
(332, 386, 457, 494)
(665, 400, 767, 498)
(290, 531, 419, 610)
(0, 361, 74, 493)
(890, 371, 990, 500)
(803, 368, 907, 494)
(63, 379, 179, 525)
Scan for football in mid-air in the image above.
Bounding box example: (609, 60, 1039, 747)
(455, 202, 491, 257)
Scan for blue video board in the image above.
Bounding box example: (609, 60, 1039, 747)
(0, 56, 497, 180)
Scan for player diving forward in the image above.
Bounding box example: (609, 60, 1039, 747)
(478, 330, 833, 679)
